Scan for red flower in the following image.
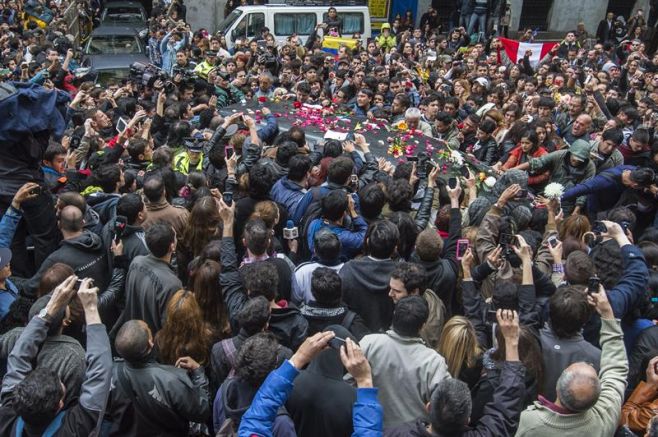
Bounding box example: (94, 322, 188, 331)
(258, 96, 267, 103)
(293, 101, 302, 109)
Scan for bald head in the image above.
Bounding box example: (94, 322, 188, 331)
(143, 175, 165, 203)
(59, 205, 84, 233)
(115, 320, 153, 363)
(572, 114, 592, 137)
(556, 362, 601, 412)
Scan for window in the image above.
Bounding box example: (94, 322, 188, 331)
(247, 13, 265, 37)
(322, 12, 364, 34)
(231, 12, 264, 41)
(86, 35, 142, 55)
(274, 13, 317, 36)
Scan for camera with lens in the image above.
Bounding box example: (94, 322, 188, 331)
(171, 66, 197, 83)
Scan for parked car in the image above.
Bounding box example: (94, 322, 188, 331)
(82, 26, 150, 84)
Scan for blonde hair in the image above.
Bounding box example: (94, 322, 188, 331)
(250, 200, 280, 229)
(438, 316, 481, 378)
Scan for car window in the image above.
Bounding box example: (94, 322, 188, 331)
(246, 13, 264, 38)
(321, 12, 363, 34)
(103, 6, 146, 23)
(86, 35, 142, 55)
(218, 9, 242, 35)
(274, 13, 316, 36)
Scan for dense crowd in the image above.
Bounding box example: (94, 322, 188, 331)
(1, 0, 658, 436)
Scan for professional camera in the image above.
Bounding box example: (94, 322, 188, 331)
(130, 61, 168, 88)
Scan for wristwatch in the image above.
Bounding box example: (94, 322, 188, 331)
(38, 308, 54, 324)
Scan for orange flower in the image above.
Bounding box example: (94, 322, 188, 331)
(397, 121, 408, 131)
(479, 172, 486, 182)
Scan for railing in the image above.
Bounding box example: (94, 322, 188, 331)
(61, 1, 80, 46)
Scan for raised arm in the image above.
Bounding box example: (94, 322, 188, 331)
(238, 332, 335, 437)
(76, 278, 113, 414)
(2, 275, 78, 397)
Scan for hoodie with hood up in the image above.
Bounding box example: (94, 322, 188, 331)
(340, 257, 399, 332)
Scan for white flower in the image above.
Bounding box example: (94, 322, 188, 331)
(544, 182, 565, 199)
(484, 176, 497, 188)
(450, 150, 464, 167)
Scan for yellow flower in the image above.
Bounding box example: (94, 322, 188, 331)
(479, 172, 486, 182)
(397, 121, 408, 131)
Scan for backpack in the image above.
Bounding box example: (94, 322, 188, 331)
(215, 381, 291, 437)
(296, 187, 326, 262)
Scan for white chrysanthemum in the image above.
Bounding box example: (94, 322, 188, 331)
(544, 182, 565, 199)
(450, 150, 464, 167)
(484, 176, 497, 188)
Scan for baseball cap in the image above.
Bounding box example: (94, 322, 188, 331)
(0, 248, 12, 269)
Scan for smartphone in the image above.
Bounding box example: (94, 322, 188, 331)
(345, 132, 355, 142)
(75, 278, 93, 290)
(116, 117, 129, 134)
(350, 174, 358, 185)
(28, 185, 41, 196)
(328, 336, 346, 350)
(587, 276, 600, 294)
(407, 155, 419, 162)
(499, 232, 514, 246)
(592, 221, 607, 235)
(114, 215, 127, 244)
(223, 191, 233, 206)
(486, 309, 497, 324)
(547, 235, 559, 249)
(448, 177, 457, 189)
(516, 189, 528, 199)
(224, 145, 234, 158)
(456, 239, 470, 260)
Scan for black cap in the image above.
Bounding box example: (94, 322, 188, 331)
(217, 71, 231, 81)
(205, 50, 218, 57)
(184, 137, 203, 152)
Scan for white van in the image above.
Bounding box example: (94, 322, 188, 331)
(217, 2, 371, 50)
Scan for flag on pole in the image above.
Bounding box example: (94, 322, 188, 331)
(499, 37, 558, 67)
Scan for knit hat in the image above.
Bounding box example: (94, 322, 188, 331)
(602, 62, 619, 74)
(468, 197, 493, 227)
(510, 206, 532, 231)
(569, 139, 591, 162)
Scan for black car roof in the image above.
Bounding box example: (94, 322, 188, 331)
(103, 1, 145, 8)
(91, 25, 141, 36)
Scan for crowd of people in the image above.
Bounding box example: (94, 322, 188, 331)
(1, 0, 658, 436)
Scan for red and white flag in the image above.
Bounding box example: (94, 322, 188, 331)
(499, 37, 557, 67)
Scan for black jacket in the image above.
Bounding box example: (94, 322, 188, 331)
(105, 359, 210, 437)
(26, 231, 110, 298)
(286, 349, 356, 437)
(340, 257, 399, 332)
(385, 361, 526, 437)
(412, 208, 461, 317)
(220, 236, 309, 350)
(100, 218, 149, 271)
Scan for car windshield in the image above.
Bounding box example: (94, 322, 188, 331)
(86, 35, 141, 54)
(217, 9, 242, 35)
(103, 7, 145, 23)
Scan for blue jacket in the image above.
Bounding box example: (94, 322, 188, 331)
(239, 360, 383, 437)
(160, 31, 189, 74)
(307, 216, 368, 259)
(562, 165, 635, 213)
(608, 244, 648, 319)
(270, 177, 306, 216)
(0, 205, 21, 248)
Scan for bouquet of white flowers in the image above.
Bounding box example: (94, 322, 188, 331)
(543, 182, 565, 199)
